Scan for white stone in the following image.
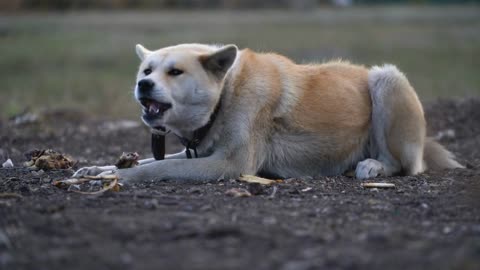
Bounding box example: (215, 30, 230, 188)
(2, 159, 13, 168)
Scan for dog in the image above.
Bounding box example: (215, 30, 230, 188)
(73, 43, 463, 182)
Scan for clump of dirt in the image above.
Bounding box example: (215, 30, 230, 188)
(24, 149, 75, 170)
(0, 99, 479, 270)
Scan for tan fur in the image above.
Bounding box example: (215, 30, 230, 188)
(292, 63, 371, 160)
(74, 44, 463, 182)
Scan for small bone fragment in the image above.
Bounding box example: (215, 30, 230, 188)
(238, 174, 276, 185)
(361, 183, 395, 188)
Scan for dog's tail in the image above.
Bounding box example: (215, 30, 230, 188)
(423, 137, 464, 171)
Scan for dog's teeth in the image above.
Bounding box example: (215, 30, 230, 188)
(148, 103, 161, 114)
(148, 106, 156, 114)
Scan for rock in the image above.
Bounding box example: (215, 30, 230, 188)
(247, 183, 265, 195)
(19, 185, 30, 195)
(225, 188, 252, 198)
(2, 159, 13, 168)
(434, 129, 456, 141)
(262, 216, 277, 225)
(301, 187, 313, 192)
(31, 169, 45, 177)
(9, 111, 38, 126)
(143, 199, 159, 209)
(189, 188, 202, 194)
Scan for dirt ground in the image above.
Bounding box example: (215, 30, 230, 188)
(1, 98, 479, 270)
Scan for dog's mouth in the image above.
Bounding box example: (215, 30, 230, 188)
(139, 98, 172, 117)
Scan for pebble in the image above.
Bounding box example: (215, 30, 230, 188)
(421, 203, 429, 209)
(19, 185, 30, 194)
(225, 188, 252, 198)
(301, 187, 313, 192)
(2, 159, 13, 168)
(262, 216, 277, 225)
(31, 169, 45, 177)
(247, 183, 264, 195)
(421, 221, 432, 227)
(143, 199, 159, 209)
(434, 129, 456, 141)
(189, 188, 202, 194)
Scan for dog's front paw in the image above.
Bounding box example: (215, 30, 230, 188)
(73, 166, 106, 178)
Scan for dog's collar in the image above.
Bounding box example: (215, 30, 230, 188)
(151, 126, 168, 160)
(151, 101, 221, 160)
(175, 100, 222, 159)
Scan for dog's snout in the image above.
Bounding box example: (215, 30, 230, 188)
(138, 79, 154, 93)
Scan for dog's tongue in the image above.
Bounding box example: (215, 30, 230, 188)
(148, 102, 160, 114)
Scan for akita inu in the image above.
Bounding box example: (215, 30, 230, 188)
(74, 43, 463, 181)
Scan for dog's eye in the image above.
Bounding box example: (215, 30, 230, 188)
(167, 68, 184, 76)
(143, 68, 152, 75)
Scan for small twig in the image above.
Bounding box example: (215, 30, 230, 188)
(268, 186, 278, 199)
(0, 193, 23, 199)
(53, 178, 93, 186)
(82, 175, 118, 180)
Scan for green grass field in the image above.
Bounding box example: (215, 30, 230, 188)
(1, 6, 479, 119)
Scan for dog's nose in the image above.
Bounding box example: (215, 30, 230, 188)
(138, 79, 154, 93)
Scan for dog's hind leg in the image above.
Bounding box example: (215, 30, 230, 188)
(356, 65, 426, 179)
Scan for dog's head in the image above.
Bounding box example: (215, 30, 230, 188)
(134, 43, 238, 135)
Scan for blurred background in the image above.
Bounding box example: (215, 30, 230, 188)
(0, 0, 479, 120)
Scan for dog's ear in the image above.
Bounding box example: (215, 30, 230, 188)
(136, 44, 151, 61)
(200, 45, 238, 78)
